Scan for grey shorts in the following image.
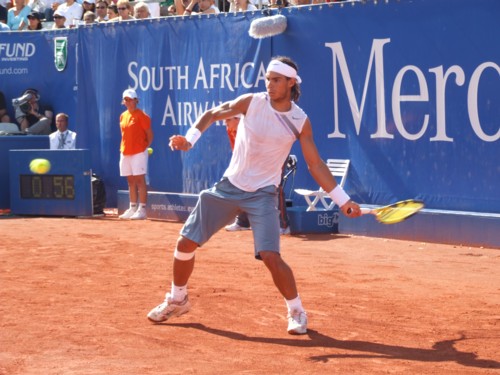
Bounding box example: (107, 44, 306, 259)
(180, 178, 281, 259)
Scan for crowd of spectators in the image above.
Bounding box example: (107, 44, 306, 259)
(0, 0, 349, 30)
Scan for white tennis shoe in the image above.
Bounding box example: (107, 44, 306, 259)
(119, 207, 137, 219)
(280, 226, 291, 235)
(130, 207, 147, 220)
(287, 309, 307, 335)
(147, 293, 191, 322)
(225, 222, 251, 231)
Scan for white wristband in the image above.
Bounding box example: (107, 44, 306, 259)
(185, 127, 201, 147)
(328, 185, 351, 207)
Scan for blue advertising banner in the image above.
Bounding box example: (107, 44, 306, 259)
(0, 29, 78, 124)
(76, 14, 269, 202)
(275, 0, 500, 212)
(1, 0, 499, 214)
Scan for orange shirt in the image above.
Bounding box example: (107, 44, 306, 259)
(120, 109, 151, 155)
(226, 127, 237, 151)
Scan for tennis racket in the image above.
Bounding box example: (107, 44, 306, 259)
(349, 199, 424, 224)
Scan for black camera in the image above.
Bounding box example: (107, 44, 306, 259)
(12, 89, 40, 114)
(12, 94, 33, 113)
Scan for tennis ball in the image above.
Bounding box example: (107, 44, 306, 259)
(30, 158, 51, 174)
(148, 147, 153, 155)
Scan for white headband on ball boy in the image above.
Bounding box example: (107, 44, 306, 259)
(266, 60, 302, 84)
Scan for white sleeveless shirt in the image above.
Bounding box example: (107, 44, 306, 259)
(223, 92, 307, 192)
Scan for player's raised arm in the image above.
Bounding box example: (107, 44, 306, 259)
(169, 94, 253, 152)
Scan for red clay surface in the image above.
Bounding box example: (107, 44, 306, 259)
(1, 214, 499, 374)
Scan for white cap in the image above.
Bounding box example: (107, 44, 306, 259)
(54, 8, 66, 17)
(83, 0, 95, 3)
(122, 89, 138, 99)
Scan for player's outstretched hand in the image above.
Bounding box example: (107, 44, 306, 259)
(341, 200, 361, 218)
(169, 135, 191, 151)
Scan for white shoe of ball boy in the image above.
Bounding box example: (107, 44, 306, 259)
(119, 207, 137, 219)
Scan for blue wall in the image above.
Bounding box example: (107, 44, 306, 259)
(1, 0, 499, 212)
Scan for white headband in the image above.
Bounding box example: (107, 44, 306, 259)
(266, 60, 302, 84)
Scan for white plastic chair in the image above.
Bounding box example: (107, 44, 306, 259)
(295, 159, 350, 211)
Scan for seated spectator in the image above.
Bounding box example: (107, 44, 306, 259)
(0, 0, 7, 25)
(163, 3, 175, 15)
(174, 0, 198, 16)
(13, 88, 53, 135)
(52, 0, 82, 27)
(38, 0, 57, 22)
(49, 113, 77, 149)
(7, 0, 31, 30)
(181, 0, 219, 15)
(0, 20, 9, 32)
(134, 1, 150, 19)
(0, 91, 11, 123)
(230, 0, 256, 11)
(148, 0, 160, 18)
(268, 0, 288, 7)
(26, 11, 43, 30)
(166, 4, 175, 15)
(107, 3, 118, 20)
(81, 0, 95, 19)
(83, 10, 96, 23)
(52, 8, 66, 28)
(113, 0, 134, 21)
(95, 0, 108, 22)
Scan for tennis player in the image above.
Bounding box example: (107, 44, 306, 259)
(147, 56, 361, 334)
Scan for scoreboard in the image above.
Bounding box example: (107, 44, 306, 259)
(9, 149, 93, 216)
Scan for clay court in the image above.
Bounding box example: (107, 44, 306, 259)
(1, 213, 499, 374)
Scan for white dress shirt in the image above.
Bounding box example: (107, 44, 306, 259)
(57, 1, 83, 27)
(49, 129, 77, 150)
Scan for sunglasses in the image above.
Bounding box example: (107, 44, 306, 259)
(53, 15, 64, 19)
(96, 6, 107, 8)
(118, 7, 127, 10)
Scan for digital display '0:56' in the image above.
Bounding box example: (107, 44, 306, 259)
(20, 175, 75, 200)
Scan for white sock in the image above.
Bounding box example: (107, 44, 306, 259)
(139, 203, 146, 209)
(171, 282, 187, 301)
(285, 295, 304, 313)
(130, 203, 137, 209)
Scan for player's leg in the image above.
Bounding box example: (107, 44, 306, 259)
(259, 253, 308, 335)
(147, 179, 239, 323)
(259, 251, 298, 300)
(146, 235, 197, 323)
(245, 185, 308, 334)
(173, 235, 198, 287)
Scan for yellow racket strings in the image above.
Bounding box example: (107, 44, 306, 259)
(376, 201, 424, 224)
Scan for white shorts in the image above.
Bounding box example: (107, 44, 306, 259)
(119, 150, 148, 176)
